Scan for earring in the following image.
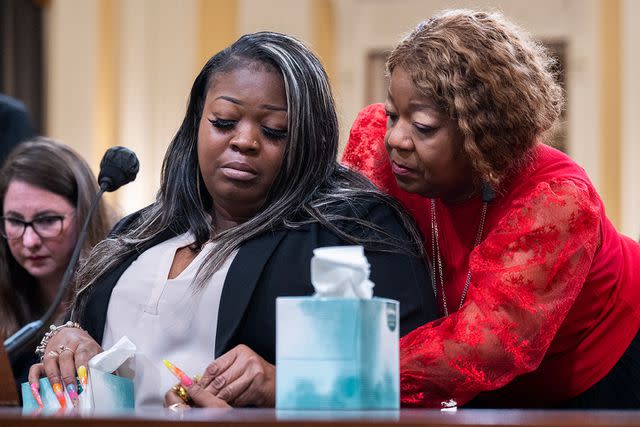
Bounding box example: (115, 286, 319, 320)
(481, 182, 495, 203)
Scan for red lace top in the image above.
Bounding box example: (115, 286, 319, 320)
(342, 103, 640, 408)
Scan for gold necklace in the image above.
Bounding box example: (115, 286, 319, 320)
(430, 198, 489, 316)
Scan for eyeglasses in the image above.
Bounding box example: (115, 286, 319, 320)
(0, 215, 70, 240)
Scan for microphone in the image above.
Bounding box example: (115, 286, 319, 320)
(98, 146, 140, 192)
(3, 147, 139, 361)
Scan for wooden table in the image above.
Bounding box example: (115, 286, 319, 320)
(2, 408, 640, 427)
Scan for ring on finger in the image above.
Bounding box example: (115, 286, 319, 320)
(171, 385, 191, 404)
(46, 350, 59, 359)
(167, 402, 189, 412)
(58, 345, 74, 355)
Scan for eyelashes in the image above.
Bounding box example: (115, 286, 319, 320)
(262, 127, 288, 140)
(384, 110, 398, 126)
(209, 118, 235, 130)
(208, 118, 288, 141)
(384, 110, 437, 135)
(413, 123, 437, 135)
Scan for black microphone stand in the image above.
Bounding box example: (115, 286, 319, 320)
(3, 183, 108, 362)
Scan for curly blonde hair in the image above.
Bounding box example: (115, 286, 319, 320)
(387, 9, 564, 188)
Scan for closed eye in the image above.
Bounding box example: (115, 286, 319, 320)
(209, 118, 236, 131)
(414, 123, 437, 135)
(384, 109, 398, 126)
(262, 126, 288, 140)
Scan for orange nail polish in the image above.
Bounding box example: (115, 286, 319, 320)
(52, 382, 66, 408)
(162, 359, 193, 387)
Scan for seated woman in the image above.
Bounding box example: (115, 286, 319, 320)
(30, 31, 437, 409)
(0, 138, 113, 385)
(343, 9, 640, 408)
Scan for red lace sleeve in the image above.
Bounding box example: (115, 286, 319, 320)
(400, 178, 602, 407)
(342, 103, 396, 191)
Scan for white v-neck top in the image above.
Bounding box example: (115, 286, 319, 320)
(101, 232, 237, 408)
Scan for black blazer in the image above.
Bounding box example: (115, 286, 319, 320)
(79, 199, 437, 364)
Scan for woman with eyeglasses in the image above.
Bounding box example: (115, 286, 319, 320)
(0, 137, 113, 385)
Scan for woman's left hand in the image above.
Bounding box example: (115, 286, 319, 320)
(199, 344, 276, 407)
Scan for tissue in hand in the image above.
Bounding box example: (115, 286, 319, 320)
(276, 246, 400, 410)
(22, 336, 135, 413)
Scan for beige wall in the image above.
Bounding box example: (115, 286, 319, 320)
(44, 0, 99, 170)
(621, 0, 640, 238)
(115, 0, 198, 214)
(45, 0, 198, 215)
(43, 0, 640, 237)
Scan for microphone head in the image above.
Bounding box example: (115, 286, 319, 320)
(98, 146, 140, 192)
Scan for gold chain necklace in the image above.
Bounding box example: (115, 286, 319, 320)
(430, 198, 489, 316)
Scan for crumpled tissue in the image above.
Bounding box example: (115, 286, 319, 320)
(310, 246, 374, 299)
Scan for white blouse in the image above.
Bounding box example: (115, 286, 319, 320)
(101, 232, 237, 408)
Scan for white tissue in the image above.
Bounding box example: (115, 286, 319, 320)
(88, 336, 136, 373)
(310, 246, 374, 299)
(77, 336, 136, 412)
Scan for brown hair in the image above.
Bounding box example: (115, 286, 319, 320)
(0, 138, 114, 336)
(387, 9, 564, 188)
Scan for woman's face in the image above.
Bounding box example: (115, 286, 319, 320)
(197, 64, 288, 222)
(2, 180, 77, 286)
(384, 66, 475, 201)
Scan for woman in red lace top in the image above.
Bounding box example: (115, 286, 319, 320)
(343, 9, 640, 408)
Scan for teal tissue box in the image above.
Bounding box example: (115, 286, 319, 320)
(22, 370, 134, 412)
(276, 297, 399, 409)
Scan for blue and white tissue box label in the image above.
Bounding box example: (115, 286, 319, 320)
(275, 297, 399, 409)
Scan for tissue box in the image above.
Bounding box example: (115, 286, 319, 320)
(21, 370, 134, 413)
(276, 297, 399, 409)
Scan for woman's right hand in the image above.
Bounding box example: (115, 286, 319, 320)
(28, 327, 102, 406)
